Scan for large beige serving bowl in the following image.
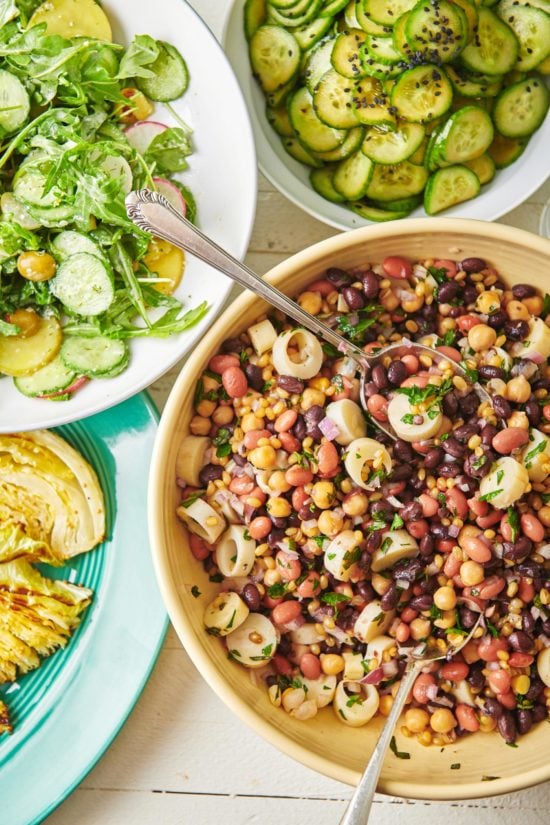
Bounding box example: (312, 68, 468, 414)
(149, 218, 550, 800)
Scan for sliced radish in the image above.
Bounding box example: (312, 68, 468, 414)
(38, 376, 89, 399)
(153, 176, 186, 215)
(101, 155, 133, 194)
(124, 120, 167, 155)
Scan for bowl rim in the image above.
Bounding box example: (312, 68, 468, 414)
(149, 217, 550, 799)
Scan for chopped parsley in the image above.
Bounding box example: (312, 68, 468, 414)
(481, 776, 500, 782)
(343, 545, 361, 569)
(459, 360, 479, 384)
(440, 329, 457, 347)
(321, 592, 351, 607)
(486, 620, 499, 638)
(450, 763, 461, 770)
(524, 439, 547, 468)
(428, 265, 449, 285)
(209, 572, 224, 583)
(336, 304, 382, 343)
(373, 611, 386, 625)
(181, 489, 205, 508)
(380, 537, 392, 555)
(332, 374, 344, 392)
(496, 469, 504, 485)
(213, 427, 232, 458)
(322, 341, 340, 358)
(250, 643, 274, 662)
(542, 293, 550, 317)
(312, 534, 329, 549)
(401, 413, 415, 425)
(479, 488, 503, 502)
(368, 519, 387, 532)
(391, 513, 404, 530)
(267, 582, 289, 598)
(507, 507, 520, 542)
(389, 736, 410, 760)
(190, 585, 201, 599)
(346, 694, 363, 708)
(226, 609, 237, 630)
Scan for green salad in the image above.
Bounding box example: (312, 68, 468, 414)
(0, 0, 208, 401)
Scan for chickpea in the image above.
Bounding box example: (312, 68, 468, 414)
(310, 376, 330, 391)
(190, 415, 211, 435)
(301, 388, 326, 411)
(212, 405, 234, 426)
(196, 398, 216, 418)
(248, 445, 277, 469)
(467, 323, 497, 352)
(267, 496, 291, 518)
(17, 250, 57, 282)
(507, 410, 529, 429)
(523, 295, 543, 316)
(378, 695, 394, 716)
(475, 290, 501, 315)
(479, 714, 497, 733)
(506, 375, 531, 404)
(7, 307, 40, 337)
(310, 480, 335, 509)
(320, 653, 345, 675)
(506, 299, 530, 321)
(405, 708, 430, 733)
(342, 492, 369, 516)
(537, 506, 550, 527)
(430, 708, 457, 734)
(298, 291, 323, 315)
(268, 471, 292, 493)
(433, 586, 457, 611)
(410, 617, 431, 640)
(317, 509, 344, 537)
(241, 413, 263, 433)
(379, 287, 400, 311)
(402, 296, 423, 313)
(460, 560, 485, 586)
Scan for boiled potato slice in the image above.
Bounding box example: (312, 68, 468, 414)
(29, 0, 112, 41)
(0, 316, 62, 377)
(144, 238, 185, 295)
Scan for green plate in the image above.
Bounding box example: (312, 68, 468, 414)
(0, 393, 168, 825)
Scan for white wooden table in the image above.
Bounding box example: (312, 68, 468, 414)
(46, 3, 550, 823)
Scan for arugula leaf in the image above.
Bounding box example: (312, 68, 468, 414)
(117, 34, 160, 79)
(144, 126, 193, 174)
(0, 0, 19, 29)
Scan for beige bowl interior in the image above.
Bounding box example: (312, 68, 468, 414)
(149, 218, 550, 800)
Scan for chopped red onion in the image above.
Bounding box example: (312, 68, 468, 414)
(319, 416, 340, 441)
(540, 634, 550, 648)
(425, 683, 439, 701)
(401, 336, 414, 348)
(361, 666, 384, 685)
(539, 544, 550, 560)
(399, 579, 411, 590)
(338, 341, 347, 353)
(448, 524, 460, 538)
(278, 616, 305, 633)
(531, 606, 543, 621)
(487, 661, 500, 671)
(382, 659, 399, 679)
(340, 357, 358, 377)
(176, 476, 187, 488)
(386, 495, 404, 508)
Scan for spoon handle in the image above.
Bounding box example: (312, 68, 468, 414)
(339, 662, 421, 825)
(125, 189, 369, 367)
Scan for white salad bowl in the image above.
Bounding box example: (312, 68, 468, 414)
(222, 0, 550, 232)
(1, 0, 257, 432)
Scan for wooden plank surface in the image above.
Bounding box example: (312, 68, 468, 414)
(45, 2, 550, 823)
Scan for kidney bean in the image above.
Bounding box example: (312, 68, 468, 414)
(520, 512, 545, 542)
(326, 267, 352, 288)
(443, 554, 461, 578)
(272, 654, 292, 676)
(487, 309, 508, 329)
(409, 594, 433, 612)
(274, 409, 298, 433)
(285, 466, 314, 487)
(364, 381, 380, 399)
(209, 353, 240, 374)
(359, 269, 379, 299)
(244, 429, 271, 451)
(300, 652, 322, 680)
(272, 600, 302, 626)
(457, 314, 481, 333)
(525, 398, 541, 426)
(437, 281, 459, 303)
(497, 711, 517, 744)
(519, 577, 536, 603)
(478, 575, 506, 600)
(488, 668, 511, 695)
(189, 533, 210, 561)
(411, 673, 436, 705)
(532, 704, 547, 724)
(343, 285, 365, 311)
(454, 703, 479, 732)
(383, 255, 412, 279)
(222, 366, 248, 398)
(516, 708, 533, 736)
(504, 319, 529, 341)
(461, 257, 486, 272)
(445, 487, 468, 519)
(371, 363, 388, 389)
(242, 583, 261, 611)
(492, 427, 530, 455)
(248, 517, 272, 541)
(407, 519, 429, 539)
(476, 509, 503, 529)
(499, 691, 518, 710)
(478, 364, 506, 381)
(478, 635, 508, 662)
(297, 571, 322, 599)
(468, 497, 488, 518)
(229, 476, 255, 496)
(440, 661, 469, 682)
(278, 375, 305, 394)
(317, 441, 340, 476)
(462, 536, 492, 563)
(416, 494, 437, 519)
(512, 283, 536, 299)
(483, 697, 504, 719)
(367, 393, 389, 421)
(399, 355, 419, 377)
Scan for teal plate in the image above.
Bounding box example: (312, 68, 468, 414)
(0, 393, 168, 825)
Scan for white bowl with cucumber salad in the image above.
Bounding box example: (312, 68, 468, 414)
(0, 0, 256, 432)
(223, 0, 550, 231)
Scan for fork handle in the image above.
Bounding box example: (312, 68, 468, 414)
(125, 189, 370, 368)
(339, 662, 421, 825)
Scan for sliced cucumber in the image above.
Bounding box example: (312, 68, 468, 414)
(408, 137, 428, 164)
(0, 193, 41, 230)
(464, 152, 495, 184)
(320, 0, 349, 14)
(343, 0, 360, 27)
(14, 354, 76, 398)
(314, 69, 359, 128)
(310, 165, 347, 201)
(352, 76, 395, 128)
(50, 253, 114, 316)
(61, 336, 129, 378)
(538, 54, 550, 74)
(51, 230, 101, 260)
(405, 0, 467, 63)
(460, 8, 519, 75)
(244, 0, 267, 40)
(0, 69, 30, 134)
(136, 42, 189, 102)
(294, 15, 334, 50)
(364, 0, 417, 27)
(333, 149, 374, 198)
(268, 0, 324, 27)
(391, 64, 453, 122)
(331, 28, 366, 78)
(267, 103, 294, 136)
(488, 132, 528, 167)
(445, 66, 502, 99)
(271, 0, 306, 9)
(497, 3, 550, 70)
(282, 135, 324, 166)
(359, 49, 402, 80)
(313, 125, 365, 159)
(370, 194, 421, 211)
(22, 202, 73, 228)
(250, 25, 301, 93)
(366, 160, 428, 200)
(451, 0, 478, 36)
(289, 86, 347, 151)
(434, 105, 494, 163)
(304, 35, 335, 93)
(13, 164, 62, 208)
(275, 0, 317, 17)
(361, 121, 425, 164)
(266, 78, 296, 107)
(365, 34, 402, 65)
(355, 0, 393, 35)
(424, 165, 480, 214)
(493, 77, 549, 137)
(349, 201, 410, 220)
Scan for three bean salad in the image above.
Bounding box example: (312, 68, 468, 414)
(176, 253, 550, 748)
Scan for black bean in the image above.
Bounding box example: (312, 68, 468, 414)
(424, 447, 443, 469)
(487, 309, 508, 330)
(504, 319, 529, 341)
(423, 303, 438, 320)
(459, 393, 479, 417)
(442, 391, 459, 417)
(342, 285, 365, 311)
(543, 619, 550, 637)
(270, 516, 287, 529)
(381, 582, 399, 610)
(522, 609, 536, 635)
(454, 421, 480, 442)
(463, 452, 491, 478)
(437, 281, 460, 303)
(292, 415, 307, 441)
(449, 306, 466, 319)
(244, 363, 263, 391)
(372, 363, 388, 389)
(371, 500, 394, 519)
(533, 378, 550, 392)
(483, 697, 504, 719)
(512, 283, 536, 299)
(497, 711, 517, 744)
(299, 504, 319, 521)
(356, 580, 375, 601)
(198, 463, 223, 485)
(232, 453, 247, 467)
(362, 270, 380, 299)
(508, 631, 534, 653)
(277, 375, 304, 394)
(532, 703, 547, 724)
(460, 606, 479, 629)
(419, 535, 434, 557)
(480, 424, 497, 446)
(442, 437, 465, 458)
(326, 267, 352, 288)
(430, 523, 449, 539)
(364, 381, 380, 398)
(222, 336, 244, 353)
(478, 365, 506, 381)
(516, 708, 533, 736)
(387, 360, 408, 386)
(517, 561, 544, 579)
(394, 439, 415, 463)
(409, 594, 433, 611)
(525, 398, 541, 426)
(503, 538, 532, 561)
(400, 500, 423, 522)
(461, 257, 487, 273)
(492, 395, 512, 420)
(390, 464, 413, 481)
(467, 665, 485, 691)
(463, 285, 478, 305)
(408, 473, 426, 493)
(438, 461, 462, 478)
(394, 558, 423, 582)
(242, 583, 261, 611)
(304, 405, 325, 439)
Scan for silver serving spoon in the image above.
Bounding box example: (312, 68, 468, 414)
(125, 189, 489, 440)
(340, 615, 482, 825)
